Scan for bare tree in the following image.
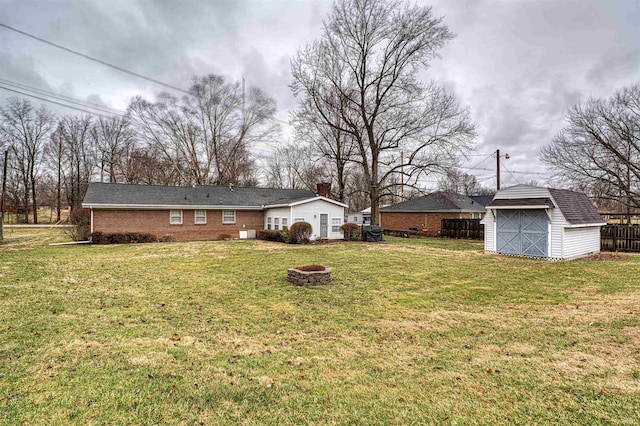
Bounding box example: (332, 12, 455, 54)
(129, 74, 278, 186)
(291, 0, 475, 225)
(0, 98, 55, 223)
(437, 169, 493, 195)
(264, 141, 327, 191)
(541, 83, 640, 221)
(292, 94, 357, 203)
(51, 115, 95, 212)
(91, 116, 137, 183)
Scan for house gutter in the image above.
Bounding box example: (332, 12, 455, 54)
(564, 222, 607, 228)
(381, 209, 485, 213)
(82, 203, 265, 210)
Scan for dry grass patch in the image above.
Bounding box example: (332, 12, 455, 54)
(1, 229, 639, 425)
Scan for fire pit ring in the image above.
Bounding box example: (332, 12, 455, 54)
(287, 265, 332, 286)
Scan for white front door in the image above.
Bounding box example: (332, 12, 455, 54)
(320, 214, 328, 238)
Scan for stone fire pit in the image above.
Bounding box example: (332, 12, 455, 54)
(287, 265, 332, 286)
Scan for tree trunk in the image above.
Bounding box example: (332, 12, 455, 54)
(31, 174, 38, 224)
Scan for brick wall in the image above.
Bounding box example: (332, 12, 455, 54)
(92, 209, 265, 241)
(380, 211, 468, 236)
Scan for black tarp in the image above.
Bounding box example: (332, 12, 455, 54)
(362, 225, 383, 242)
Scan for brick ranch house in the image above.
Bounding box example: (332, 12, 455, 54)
(380, 192, 493, 236)
(82, 182, 348, 242)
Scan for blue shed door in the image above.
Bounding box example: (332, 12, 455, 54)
(496, 209, 548, 257)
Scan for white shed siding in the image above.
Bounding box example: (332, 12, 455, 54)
(493, 185, 550, 200)
(549, 207, 568, 259)
(482, 209, 496, 252)
(290, 199, 345, 240)
(486, 185, 602, 260)
(562, 227, 601, 259)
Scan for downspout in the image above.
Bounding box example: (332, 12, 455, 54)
(90, 207, 94, 235)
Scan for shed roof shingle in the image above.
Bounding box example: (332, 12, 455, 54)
(547, 188, 604, 225)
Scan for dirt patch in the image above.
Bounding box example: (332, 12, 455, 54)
(583, 253, 626, 261)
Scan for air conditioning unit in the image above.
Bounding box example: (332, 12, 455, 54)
(239, 230, 256, 239)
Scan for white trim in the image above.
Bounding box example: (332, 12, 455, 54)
(564, 222, 607, 228)
(222, 210, 236, 224)
(90, 208, 94, 234)
(331, 216, 342, 233)
(83, 196, 349, 210)
(170, 209, 183, 225)
(487, 205, 552, 210)
(381, 209, 485, 213)
(82, 203, 263, 210)
(194, 209, 207, 225)
(267, 196, 349, 209)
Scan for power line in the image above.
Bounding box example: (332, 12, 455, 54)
(0, 83, 125, 119)
(463, 154, 493, 173)
(501, 162, 521, 184)
(0, 78, 127, 116)
(0, 21, 191, 96)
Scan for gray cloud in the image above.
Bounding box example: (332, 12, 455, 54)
(1, 0, 638, 188)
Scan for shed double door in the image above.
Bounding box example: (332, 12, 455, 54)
(496, 209, 548, 257)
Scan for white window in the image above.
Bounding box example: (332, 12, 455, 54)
(469, 213, 475, 219)
(222, 210, 236, 224)
(267, 217, 272, 230)
(170, 209, 183, 225)
(194, 210, 207, 224)
(294, 217, 305, 223)
(282, 218, 288, 229)
(332, 217, 342, 233)
(274, 217, 280, 230)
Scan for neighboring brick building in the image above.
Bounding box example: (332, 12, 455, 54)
(380, 192, 493, 236)
(83, 182, 348, 242)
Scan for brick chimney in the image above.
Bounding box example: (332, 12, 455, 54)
(316, 182, 332, 199)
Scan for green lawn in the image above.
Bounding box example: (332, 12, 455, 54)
(1, 229, 639, 425)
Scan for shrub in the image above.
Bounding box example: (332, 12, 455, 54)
(289, 221, 313, 244)
(90, 232, 158, 244)
(138, 233, 158, 243)
(108, 233, 128, 244)
(341, 223, 361, 241)
(90, 231, 106, 244)
(66, 208, 91, 241)
(258, 230, 285, 242)
(280, 226, 290, 243)
(160, 234, 175, 243)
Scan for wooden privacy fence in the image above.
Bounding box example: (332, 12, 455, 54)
(601, 225, 640, 252)
(441, 219, 484, 240)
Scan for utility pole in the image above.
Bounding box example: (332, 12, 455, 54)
(496, 149, 501, 191)
(1, 149, 8, 241)
(496, 149, 509, 191)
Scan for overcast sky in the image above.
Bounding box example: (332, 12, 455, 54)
(1, 0, 639, 190)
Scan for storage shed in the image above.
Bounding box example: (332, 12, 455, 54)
(481, 185, 605, 260)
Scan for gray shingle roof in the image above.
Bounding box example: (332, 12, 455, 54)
(469, 194, 495, 207)
(547, 188, 604, 225)
(380, 192, 487, 213)
(83, 183, 317, 208)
